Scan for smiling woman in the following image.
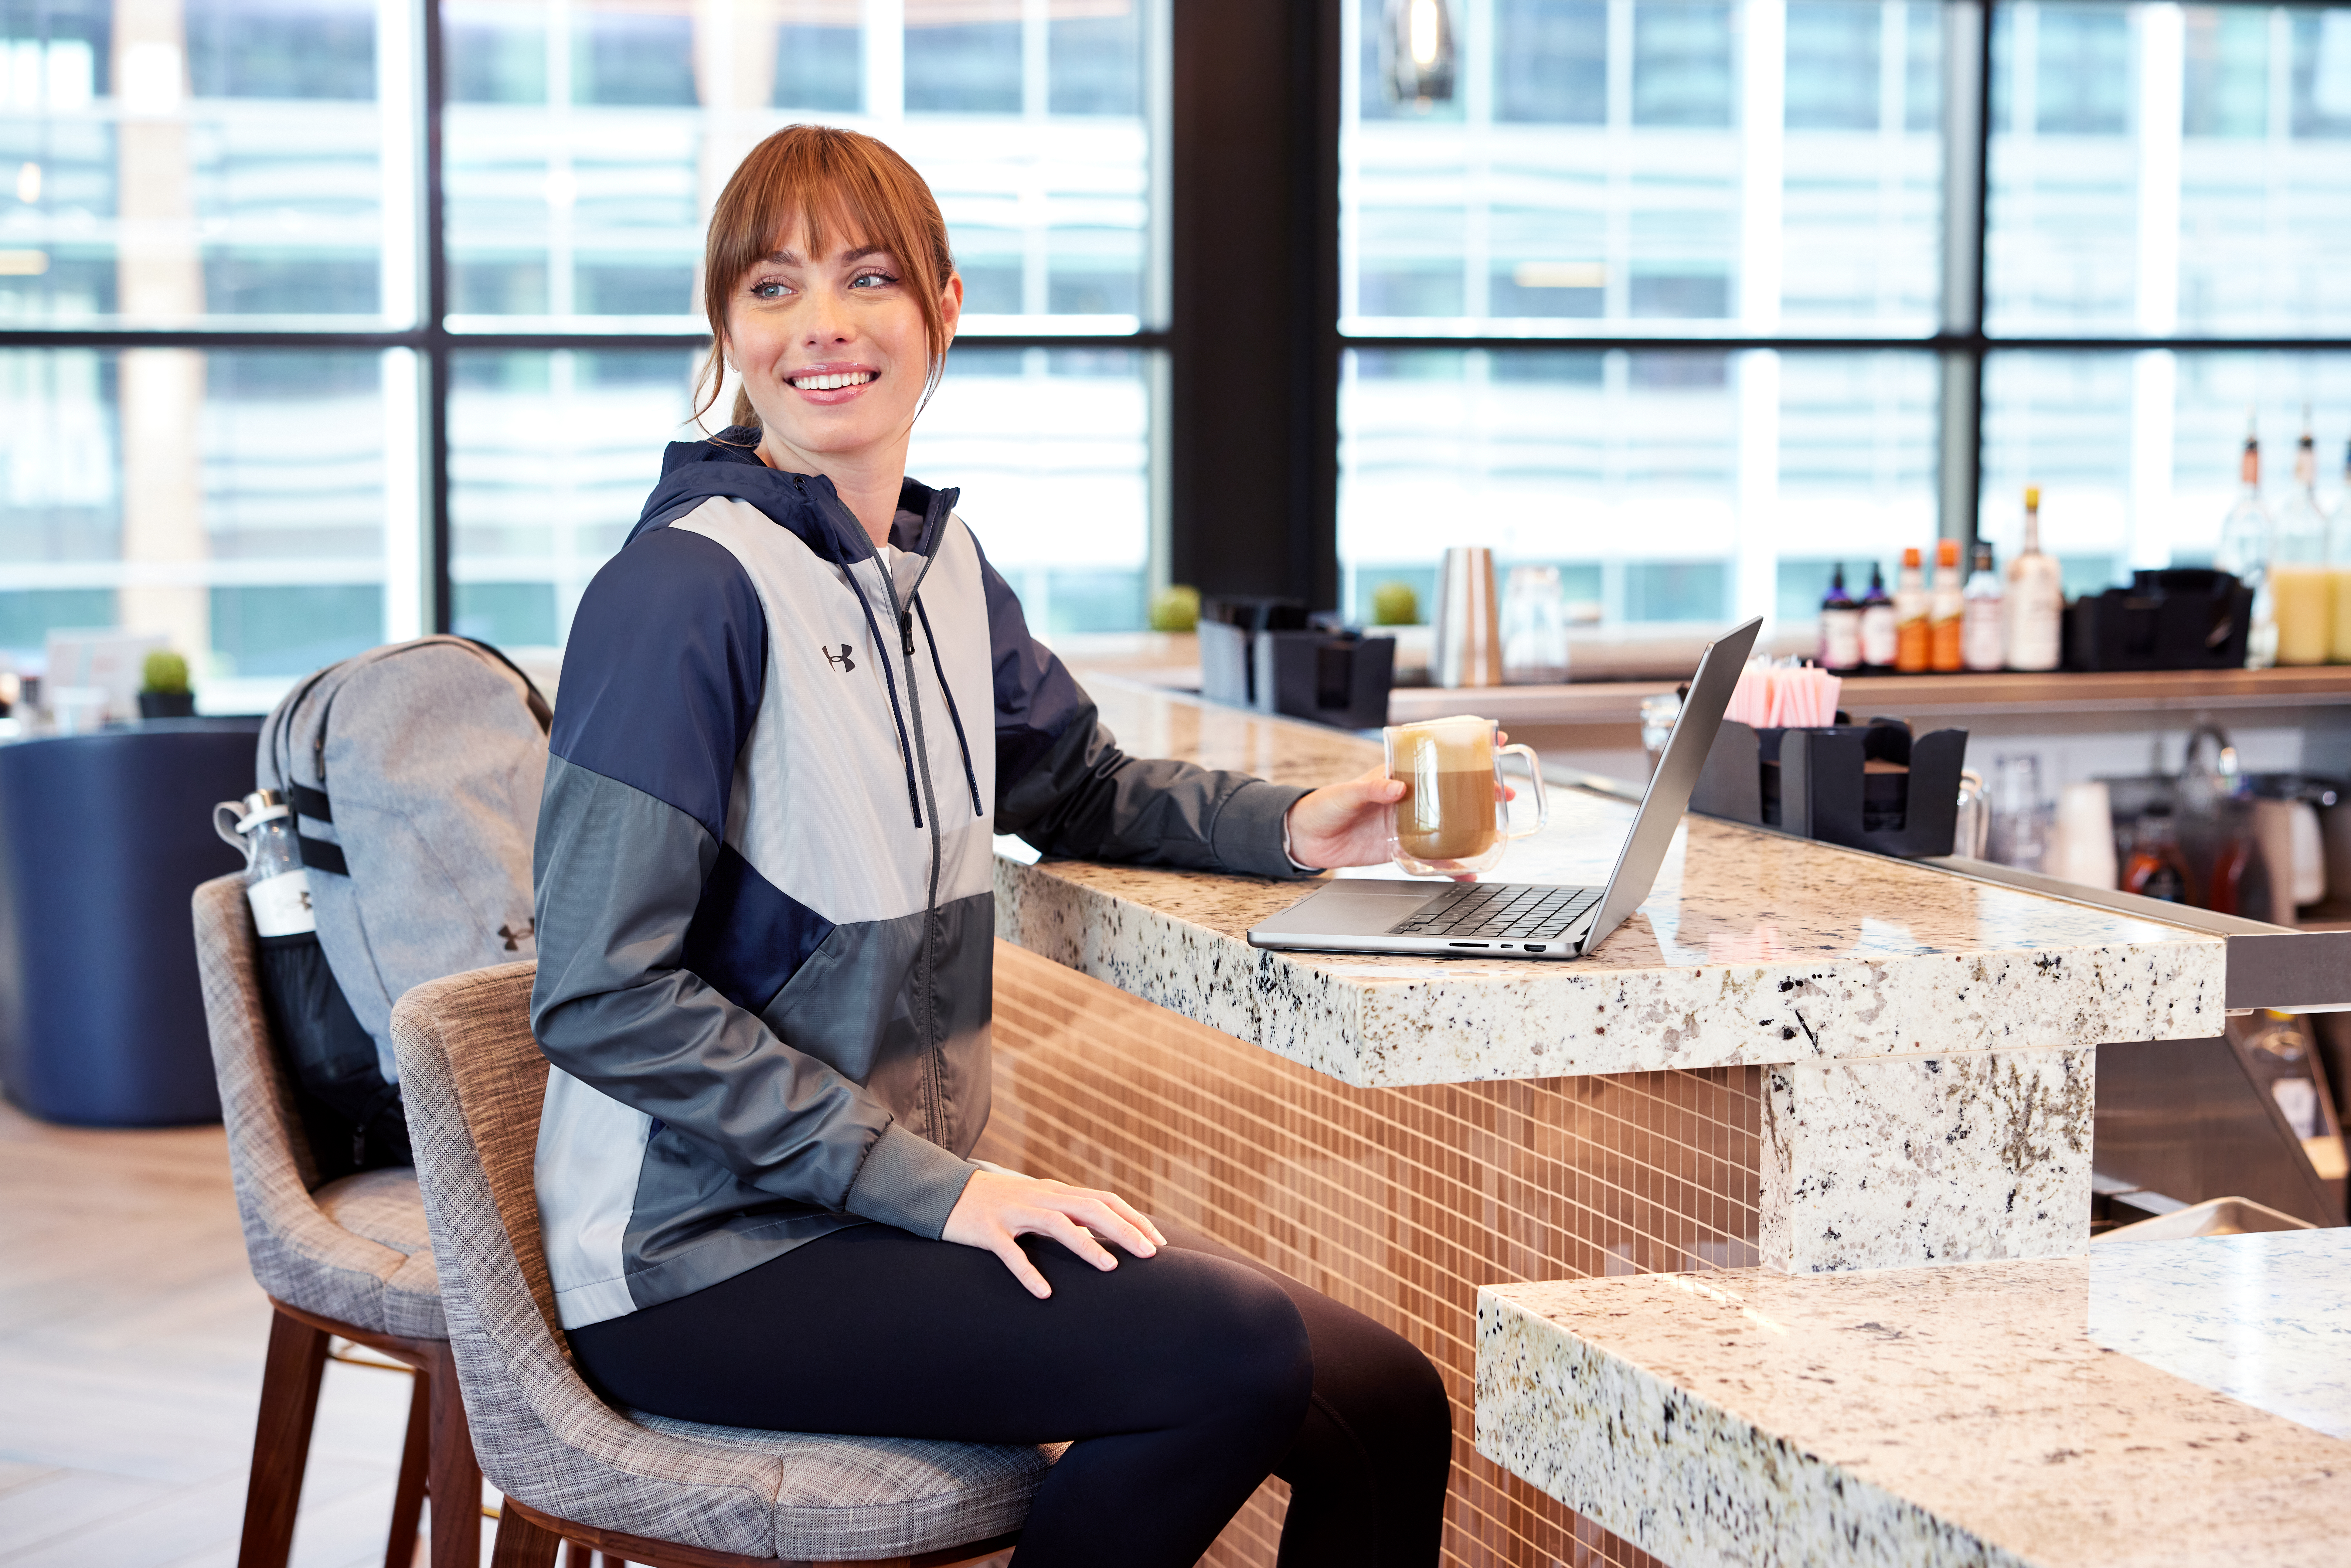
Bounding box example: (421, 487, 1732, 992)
(530, 121, 1452, 1568)
(693, 128, 965, 542)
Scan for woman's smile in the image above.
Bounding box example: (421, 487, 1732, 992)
(784, 360, 882, 406)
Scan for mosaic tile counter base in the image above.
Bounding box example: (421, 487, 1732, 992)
(975, 940, 1763, 1568)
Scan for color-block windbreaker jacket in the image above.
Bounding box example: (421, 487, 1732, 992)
(529, 430, 1314, 1329)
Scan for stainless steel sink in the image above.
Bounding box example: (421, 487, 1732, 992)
(2099, 1195, 2317, 1242)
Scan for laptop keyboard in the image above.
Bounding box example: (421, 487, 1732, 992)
(1386, 882, 1602, 944)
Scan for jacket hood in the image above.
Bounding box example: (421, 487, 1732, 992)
(634, 429, 959, 564)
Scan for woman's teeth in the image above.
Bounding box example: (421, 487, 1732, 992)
(791, 371, 875, 391)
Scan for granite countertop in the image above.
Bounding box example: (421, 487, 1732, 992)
(1476, 1229, 2351, 1568)
(994, 677, 2227, 1087)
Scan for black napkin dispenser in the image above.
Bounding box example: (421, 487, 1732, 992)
(1691, 716, 1967, 859)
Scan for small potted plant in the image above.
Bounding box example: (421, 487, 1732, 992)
(1369, 581, 1420, 626)
(1147, 583, 1200, 633)
(138, 650, 197, 720)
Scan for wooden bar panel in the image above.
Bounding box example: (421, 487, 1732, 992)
(978, 942, 1762, 1568)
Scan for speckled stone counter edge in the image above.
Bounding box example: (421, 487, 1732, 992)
(1474, 1288, 2033, 1568)
(1762, 1048, 2095, 1271)
(996, 856, 2227, 1090)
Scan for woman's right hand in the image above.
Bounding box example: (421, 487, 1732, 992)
(942, 1169, 1167, 1299)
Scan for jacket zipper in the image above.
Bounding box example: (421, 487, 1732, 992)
(879, 571, 947, 1144)
(805, 479, 952, 1145)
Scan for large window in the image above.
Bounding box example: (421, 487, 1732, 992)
(11, 0, 2349, 688)
(2, 0, 1166, 705)
(1980, 3, 2351, 582)
(1340, 0, 2351, 630)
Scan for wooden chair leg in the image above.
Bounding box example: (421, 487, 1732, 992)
(424, 1340, 485, 1568)
(384, 1366, 431, 1568)
(238, 1305, 331, 1568)
(487, 1505, 561, 1568)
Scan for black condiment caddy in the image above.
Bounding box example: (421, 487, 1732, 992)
(1197, 597, 1396, 731)
(2063, 568, 2252, 672)
(1690, 715, 1968, 858)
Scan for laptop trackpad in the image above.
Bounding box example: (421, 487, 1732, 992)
(1253, 879, 1441, 937)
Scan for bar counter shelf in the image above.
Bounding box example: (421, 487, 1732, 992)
(976, 675, 2341, 1568)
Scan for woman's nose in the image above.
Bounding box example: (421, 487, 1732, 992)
(800, 284, 854, 343)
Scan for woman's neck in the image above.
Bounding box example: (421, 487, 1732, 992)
(754, 430, 909, 548)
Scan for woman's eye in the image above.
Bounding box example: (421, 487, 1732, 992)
(849, 271, 899, 290)
(749, 280, 791, 300)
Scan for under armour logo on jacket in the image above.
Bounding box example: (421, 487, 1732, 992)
(824, 644, 856, 672)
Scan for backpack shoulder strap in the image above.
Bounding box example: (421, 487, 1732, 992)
(455, 636, 553, 733)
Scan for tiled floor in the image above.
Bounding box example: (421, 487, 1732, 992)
(0, 1098, 480, 1568)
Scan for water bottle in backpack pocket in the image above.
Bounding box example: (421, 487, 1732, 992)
(216, 789, 413, 1179)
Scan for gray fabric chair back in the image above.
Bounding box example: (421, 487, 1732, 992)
(390, 964, 1051, 1561)
(192, 872, 442, 1338)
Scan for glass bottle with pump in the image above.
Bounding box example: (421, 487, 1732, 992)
(1858, 563, 1897, 671)
(2271, 412, 2330, 666)
(2215, 417, 2274, 669)
(1929, 538, 1965, 672)
(1818, 564, 1861, 672)
(1961, 542, 2004, 671)
(2005, 487, 2064, 672)
(1893, 547, 1930, 673)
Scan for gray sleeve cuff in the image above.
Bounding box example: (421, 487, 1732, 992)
(1209, 779, 1318, 879)
(843, 1122, 980, 1238)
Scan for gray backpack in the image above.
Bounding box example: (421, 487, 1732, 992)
(257, 637, 550, 1129)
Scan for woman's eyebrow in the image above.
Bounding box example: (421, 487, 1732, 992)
(756, 245, 889, 266)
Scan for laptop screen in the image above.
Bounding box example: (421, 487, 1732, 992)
(1576, 616, 1763, 953)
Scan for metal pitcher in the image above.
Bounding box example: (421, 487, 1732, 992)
(1431, 546, 1503, 688)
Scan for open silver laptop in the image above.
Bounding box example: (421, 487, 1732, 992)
(1248, 616, 1763, 961)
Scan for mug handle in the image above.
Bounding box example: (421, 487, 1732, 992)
(1499, 743, 1548, 839)
(214, 802, 248, 852)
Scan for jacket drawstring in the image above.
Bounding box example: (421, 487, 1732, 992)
(913, 596, 985, 818)
(848, 567, 924, 829)
(798, 476, 925, 829)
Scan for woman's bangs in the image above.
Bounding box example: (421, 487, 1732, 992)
(760, 164, 920, 287)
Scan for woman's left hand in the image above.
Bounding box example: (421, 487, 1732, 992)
(1283, 732, 1515, 871)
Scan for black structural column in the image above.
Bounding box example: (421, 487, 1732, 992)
(1169, 0, 1342, 611)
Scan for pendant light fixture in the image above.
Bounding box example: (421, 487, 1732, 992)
(1381, 0, 1456, 108)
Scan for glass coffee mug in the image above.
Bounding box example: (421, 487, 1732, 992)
(1384, 716, 1549, 876)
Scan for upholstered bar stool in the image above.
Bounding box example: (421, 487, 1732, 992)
(192, 873, 482, 1568)
(387, 962, 1050, 1568)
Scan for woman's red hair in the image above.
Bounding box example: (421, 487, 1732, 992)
(694, 125, 957, 432)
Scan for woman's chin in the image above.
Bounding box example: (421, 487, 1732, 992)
(759, 416, 910, 466)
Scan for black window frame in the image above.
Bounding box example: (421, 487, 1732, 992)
(14, 0, 2351, 628)
(0, 0, 1172, 637)
(1172, 0, 2351, 614)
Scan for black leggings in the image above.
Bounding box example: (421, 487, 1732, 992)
(567, 1221, 1452, 1568)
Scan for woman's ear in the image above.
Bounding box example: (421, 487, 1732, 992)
(940, 271, 963, 347)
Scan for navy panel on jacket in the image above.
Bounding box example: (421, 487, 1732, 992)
(682, 844, 836, 1015)
(550, 527, 766, 845)
(973, 536, 1092, 794)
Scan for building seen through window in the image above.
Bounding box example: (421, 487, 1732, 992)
(2, 0, 1159, 705)
(4, 0, 2350, 702)
(1342, 0, 2351, 634)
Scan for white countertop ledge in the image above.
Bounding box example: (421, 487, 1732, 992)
(994, 679, 2228, 1087)
(1476, 1230, 2351, 1568)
